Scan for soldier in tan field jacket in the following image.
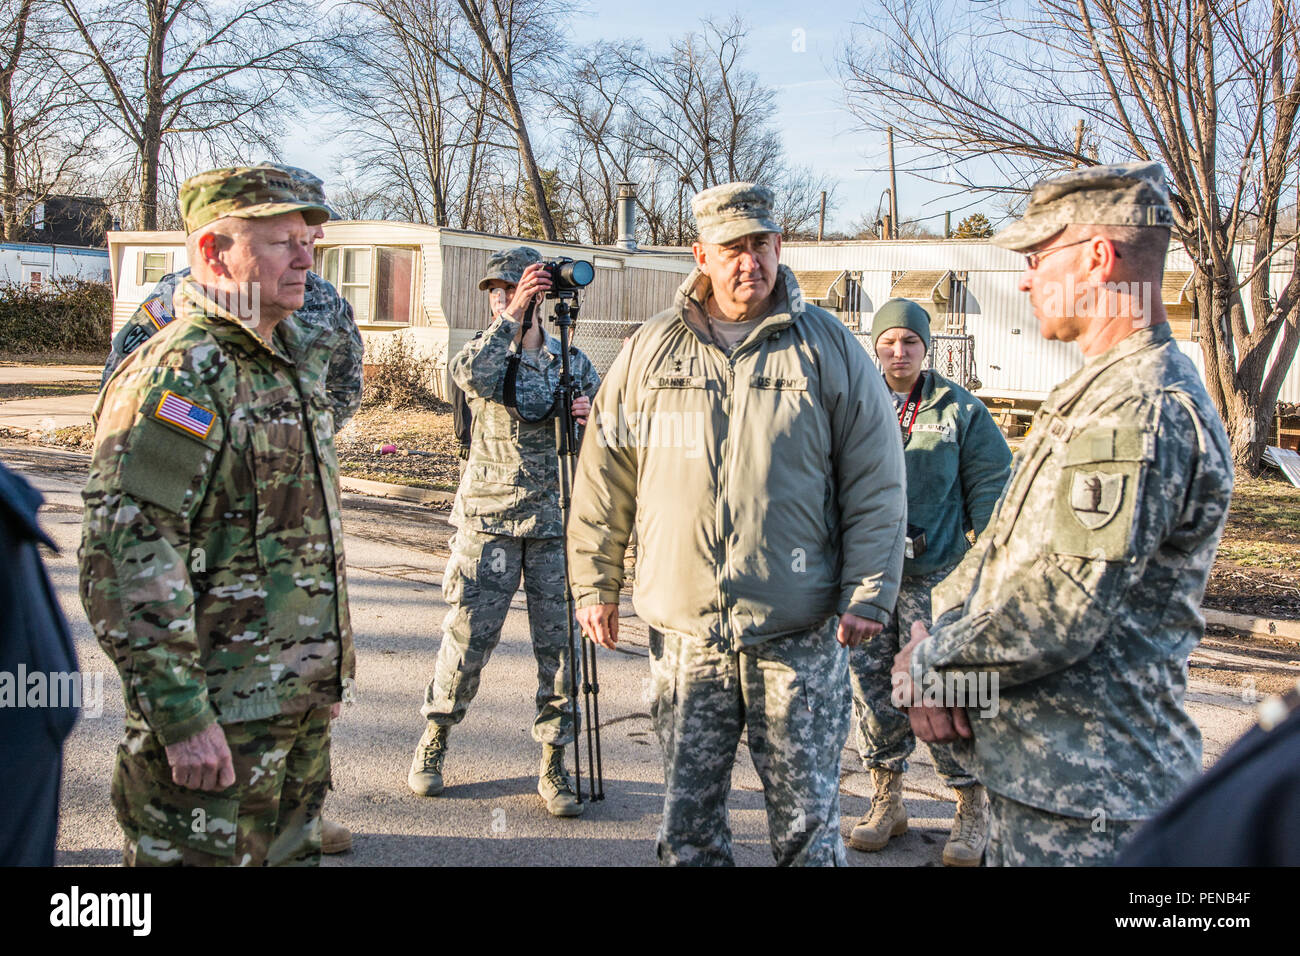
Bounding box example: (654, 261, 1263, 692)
(566, 181, 907, 866)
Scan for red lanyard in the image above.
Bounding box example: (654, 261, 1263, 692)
(898, 373, 926, 441)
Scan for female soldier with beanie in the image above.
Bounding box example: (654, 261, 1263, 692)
(847, 298, 1011, 865)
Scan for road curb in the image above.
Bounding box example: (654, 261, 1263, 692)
(1204, 608, 1300, 643)
(340, 475, 456, 506)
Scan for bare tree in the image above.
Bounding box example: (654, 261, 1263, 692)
(547, 19, 838, 246)
(842, 0, 1300, 472)
(52, 0, 327, 230)
(322, 0, 515, 228)
(0, 0, 96, 239)
(433, 0, 567, 240)
(541, 42, 656, 244)
(616, 18, 784, 197)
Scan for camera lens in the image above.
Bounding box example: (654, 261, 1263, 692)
(547, 258, 594, 290)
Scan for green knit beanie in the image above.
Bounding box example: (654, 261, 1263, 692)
(871, 298, 932, 352)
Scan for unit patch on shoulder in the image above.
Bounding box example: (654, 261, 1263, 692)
(154, 390, 215, 439)
(142, 297, 173, 331)
(1068, 469, 1125, 530)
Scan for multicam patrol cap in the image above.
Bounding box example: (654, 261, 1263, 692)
(478, 246, 542, 291)
(991, 161, 1176, 252)
(691, 181, 780, 245)
(178, 164, 333, 235)
(256, 162, 338, 221)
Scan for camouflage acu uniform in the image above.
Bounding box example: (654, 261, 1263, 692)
(912, 322, 1233, 865)
(649, 618, 851, 866)
(81, 275, 353, 867)
(849, 566, 972, 787)
(420, 309, 600, 744)
(103, 270, 364, 432)
(985, 794, 1145, 867)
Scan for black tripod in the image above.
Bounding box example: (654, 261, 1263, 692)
(502, 294, 605, 803)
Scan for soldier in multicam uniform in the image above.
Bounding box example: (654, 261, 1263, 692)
(894, 162, 1234, 866)
(101, 164, 364, 434)
(80, 165, 354, 866)
(100, 165, 361, 854)
(407, 247, 601, 817)
(847, 298, 1011, 865)
(566, 183, 907, 865)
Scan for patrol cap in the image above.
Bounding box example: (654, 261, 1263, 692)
(179, 164, 332, 235)
(991, 161, 1176, 252)
(692, 181, 780, 245)
(255, 162, 339, 221)
(478, 246, 542, 291)
(871, 298, 932, 353)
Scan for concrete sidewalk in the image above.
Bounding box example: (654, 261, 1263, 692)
(0, 364, 102, 384)
(0, 364, 100, 435)
(0, 394, 96, 435)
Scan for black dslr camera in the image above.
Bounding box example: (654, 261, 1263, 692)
(542, 257, 595, 297)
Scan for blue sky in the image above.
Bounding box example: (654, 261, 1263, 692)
(286, 0, 979, 233)
(567, 0, 898, 232)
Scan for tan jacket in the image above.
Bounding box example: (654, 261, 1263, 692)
(567, 265, 906, 648)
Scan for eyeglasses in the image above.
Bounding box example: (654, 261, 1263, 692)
(1023, 237, 1120, 270)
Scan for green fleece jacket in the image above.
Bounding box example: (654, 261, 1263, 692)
(899, 371, 1012, 576)
(566, 265, 907, 648)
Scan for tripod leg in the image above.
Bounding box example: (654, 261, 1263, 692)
(589, 640, 605, 800)
(581, 633, 597, 800)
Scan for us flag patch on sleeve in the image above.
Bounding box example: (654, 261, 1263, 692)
(155, 390, 215, 438)
(142, 297, 172, 330)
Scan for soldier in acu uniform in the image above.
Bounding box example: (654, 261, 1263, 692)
(893, 162, 1234, 866)
(407, 247, 600, 817)
(102, 164, 364, 435)
(81, 165, 354, 866)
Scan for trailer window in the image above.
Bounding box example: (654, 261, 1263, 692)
(316, 244, 415, 325)
(139, 251, 171, 285)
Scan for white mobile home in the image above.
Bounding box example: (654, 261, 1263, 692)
(781, 239, 1300, 417)
(1, 241, 111, 288)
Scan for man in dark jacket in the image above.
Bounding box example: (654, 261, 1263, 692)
(0, 460, 80, 865)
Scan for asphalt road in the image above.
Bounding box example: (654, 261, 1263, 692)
(3, 443, 1262, 867)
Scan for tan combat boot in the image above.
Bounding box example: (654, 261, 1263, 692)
(849, 767, 907, 851)
(538, 743, 584, 818)
(407, 723, 449, 796)
(942, 783, 989, 867)
(320, 818, 352, 854)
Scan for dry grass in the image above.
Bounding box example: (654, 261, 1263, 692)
(335, 407, 462, 492)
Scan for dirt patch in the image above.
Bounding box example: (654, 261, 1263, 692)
(0, 351, 107, 366)
(0, 380, 101, 402)
(335, 407, 462, 493)
(0, 423, 95, 451)
(1204, 472, 1300, 616)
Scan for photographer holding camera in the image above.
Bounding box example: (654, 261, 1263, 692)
(847, 298, 1011, 865)
(408, 246, 601, 817)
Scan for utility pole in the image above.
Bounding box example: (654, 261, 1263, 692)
(817, 190, 826, 241)
(887, 126, 898, 234)
(944, 210, 951, 239)
(1073, 120, 1085, 166)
